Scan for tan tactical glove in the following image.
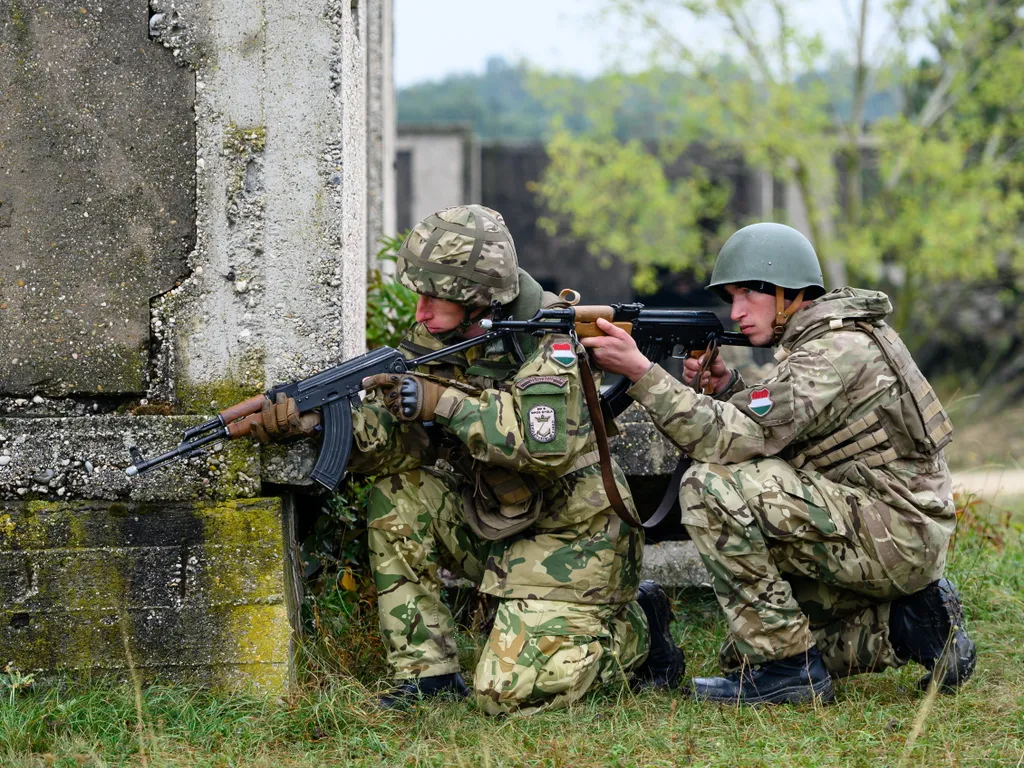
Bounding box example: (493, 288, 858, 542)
(362, 373, 446, 422)
(250, 392, 321, 443)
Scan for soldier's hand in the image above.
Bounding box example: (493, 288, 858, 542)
(682, 353, 732, 395)
(362, 373, 446, 422)
(250, 393, 321, 443)
(581, 318, 653, 383)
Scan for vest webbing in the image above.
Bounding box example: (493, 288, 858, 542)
(786, 317, 952, 472)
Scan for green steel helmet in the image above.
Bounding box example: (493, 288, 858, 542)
(707, 222, 825, 301)
(396, 204, 520, 307)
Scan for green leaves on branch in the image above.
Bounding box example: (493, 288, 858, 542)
(534, 0, 1024, 320)
(366, 234, 417, 350)
(535, 127, 726, 292)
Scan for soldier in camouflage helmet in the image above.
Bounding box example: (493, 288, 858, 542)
(584, 222, 976, 705)
(256, 204, 684, 715)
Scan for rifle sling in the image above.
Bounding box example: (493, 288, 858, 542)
(633, 343, 721, 529)
(642, 455, 691, 530)
(576, 352, 643, 529)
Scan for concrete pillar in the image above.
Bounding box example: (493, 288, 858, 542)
(367, 0, 396, 259)
(153, 0, 368, 408)
(0, 0, 385, 691)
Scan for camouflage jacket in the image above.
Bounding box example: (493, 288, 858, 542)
(629, 288, 955, 534)
(350, 309, 642, 605)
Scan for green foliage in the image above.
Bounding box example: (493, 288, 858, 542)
(536, 125, 728, 292)
(0, 664, 34, 706)
(365, 233, 417, 350)
(398, 57, 589, 142)
(534, 0, 1024, 342)
(398, 56, 902, 144)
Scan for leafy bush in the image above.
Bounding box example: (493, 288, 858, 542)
(365, 233, 416, 350)
(299, 234, 415, 681)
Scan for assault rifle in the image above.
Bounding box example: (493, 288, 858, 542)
(480, 300, 750, 415)
(124, 302, 749, 491)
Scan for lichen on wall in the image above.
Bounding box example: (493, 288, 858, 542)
(0, 498, 293, 692)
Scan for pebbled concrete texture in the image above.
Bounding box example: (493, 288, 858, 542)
(153, 0, 369, 410)
(611, 403, 685, 476)
(0, 415, 259, 502)
(0, 0, 195, 397)
(641, 541, 709, 588)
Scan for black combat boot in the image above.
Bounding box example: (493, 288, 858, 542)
(690, 646, 835, 705)
(889, 578, 977, 692)
(376, 673, 469, 709)
(633, 580, 686, 689)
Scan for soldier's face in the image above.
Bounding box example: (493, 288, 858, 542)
(726, 285, 777, 346)
(415, 294, 466, 334)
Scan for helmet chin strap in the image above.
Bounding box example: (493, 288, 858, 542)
(773, 286, 805, 341)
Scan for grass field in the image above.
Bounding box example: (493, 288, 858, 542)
(1, 500, 1021, 768)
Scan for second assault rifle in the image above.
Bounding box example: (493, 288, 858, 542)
(124, 302, 750, 491)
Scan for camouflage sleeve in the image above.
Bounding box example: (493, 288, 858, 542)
(346, 395, 435, 476)
(627, 350, 846, 463)
(431, 336, 591, 476)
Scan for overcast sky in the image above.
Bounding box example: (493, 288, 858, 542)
(394, 0, 927, 88)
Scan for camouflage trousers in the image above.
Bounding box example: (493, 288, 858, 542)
(680, 458, 949, 676)
(367, 468, 649, 716)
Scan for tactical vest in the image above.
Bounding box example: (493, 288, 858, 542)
(398, 271, 601, 539)
(789, 318, 953, 473)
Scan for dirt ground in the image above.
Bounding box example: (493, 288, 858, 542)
(953, 468, 1024, 499)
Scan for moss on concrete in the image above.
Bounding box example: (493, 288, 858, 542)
(197, 498, 291, 692)
(223, 124, 267, 156)
(174, 377, 262, 416)
(0, 498, 292, 692)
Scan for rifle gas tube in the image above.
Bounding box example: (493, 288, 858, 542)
(481, 303, 750, 416)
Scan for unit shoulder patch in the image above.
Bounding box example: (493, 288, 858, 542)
(528, 404, 557, 443)
(516, 375, 568, 390)
(748, 387, 774, 417)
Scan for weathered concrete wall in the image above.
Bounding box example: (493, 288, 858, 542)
(1, 0, 392, 687)
(0, 498, 294, 691)
(149, 0, 369, 408)
(367, 0, 396, 256)
(0, 0, 195, 397)
(0, 415, 260, 502)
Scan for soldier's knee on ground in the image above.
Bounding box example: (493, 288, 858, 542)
(471, 599, 646, 716)
(473, 633, 607, 716)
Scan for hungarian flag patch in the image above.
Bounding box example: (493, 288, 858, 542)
(550, 342, 576, 367)
(749, 388, 774, 417)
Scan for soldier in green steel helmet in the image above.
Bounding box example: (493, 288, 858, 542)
(254, 205, 684, 714)
(585, 222, 975, 706)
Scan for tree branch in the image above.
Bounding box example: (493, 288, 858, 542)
(718, 0, 777, 84)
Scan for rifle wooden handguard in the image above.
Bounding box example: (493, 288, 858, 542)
(574, 321, 633, 338)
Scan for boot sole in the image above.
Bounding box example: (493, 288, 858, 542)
(690, 676, 836, 706)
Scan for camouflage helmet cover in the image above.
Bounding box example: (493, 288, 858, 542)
(397, 204, 520, 307)
(708, 222, 825, 299)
